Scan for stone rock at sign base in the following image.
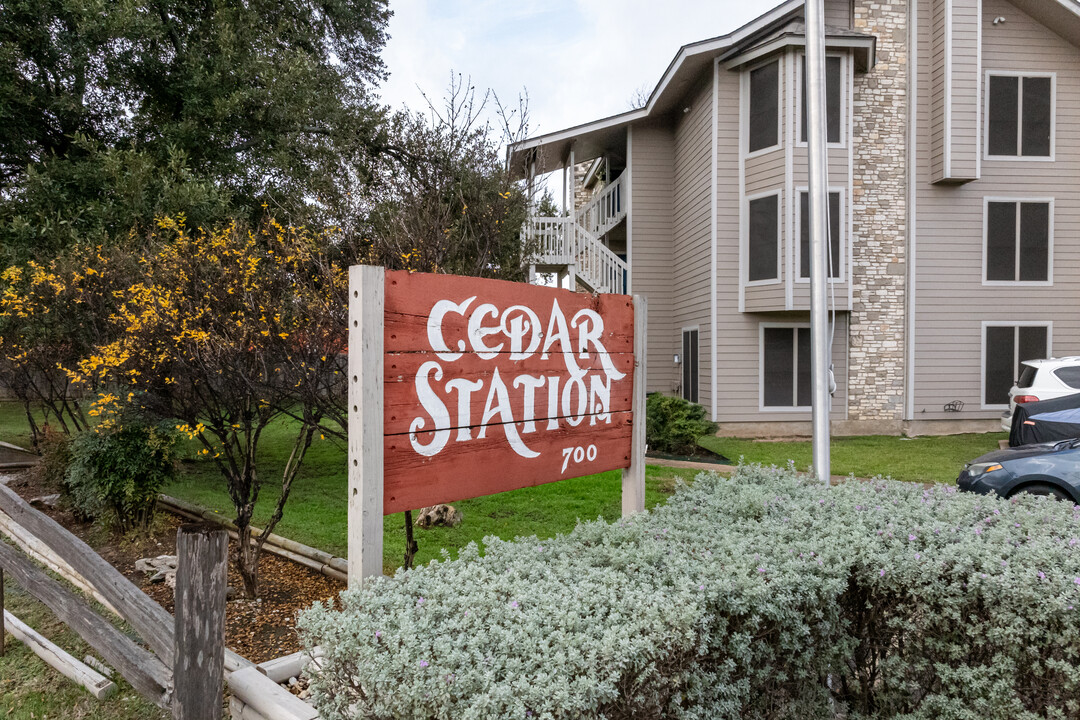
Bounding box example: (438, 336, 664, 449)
(29, 493, 60, 508)
(414, 504, 463, 528)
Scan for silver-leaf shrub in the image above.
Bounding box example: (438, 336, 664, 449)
(298, 465, 1080, 719)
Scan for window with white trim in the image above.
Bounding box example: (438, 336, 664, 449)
(983, 324, 1049, 406)
(800, 55, 843, 144)
(985, 200, 1050, 283)
(747, 193, 779, 282)
(987, 74, 1053, 157)
(798, 191, 842, 279)
(748, 60, 780, 153)
(762, 326, 811, 408)
(682, 329, 699, 404)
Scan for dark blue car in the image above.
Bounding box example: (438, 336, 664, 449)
(957, 439, 1080, 503)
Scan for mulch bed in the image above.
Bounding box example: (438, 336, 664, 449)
(5, 469, 344, 664)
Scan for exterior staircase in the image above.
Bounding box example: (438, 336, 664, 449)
(524, 173, 628, 294)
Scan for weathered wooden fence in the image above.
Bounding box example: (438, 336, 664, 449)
(0, 482, 229, 717)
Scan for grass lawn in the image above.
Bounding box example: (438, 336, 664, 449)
(166, 420, 701, 572)
(699, 432, 1007, 484)
(0, 401, 1008, 571)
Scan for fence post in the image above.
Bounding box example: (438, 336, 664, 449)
(173, 524, 228, 720)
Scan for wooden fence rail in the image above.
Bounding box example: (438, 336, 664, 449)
(0, 483, 174, 660)
(0, 540, 172, 706)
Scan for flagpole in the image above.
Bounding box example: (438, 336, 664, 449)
(805, 0, 832, 486)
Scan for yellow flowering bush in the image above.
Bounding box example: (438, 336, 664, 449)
(70, 217, 346, 597)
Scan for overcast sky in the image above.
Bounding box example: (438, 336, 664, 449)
(378, 1, 769, 141)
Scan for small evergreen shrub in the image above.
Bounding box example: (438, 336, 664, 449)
(64, 418, 177, 532)
(300, 467, 1080, 720)
(27, 426, 72, 489)
(645, 392, 718, 455)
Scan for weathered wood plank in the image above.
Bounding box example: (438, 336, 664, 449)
(348, 265, 385, 585)
(3, 609, 118, 699)
(383, 270, 635, 354)
(383, 411, 634, 514)
(173, 524, 227, 720)
(1, 567, 5, 657)
(0, 508, 120, 614)
(0, 541, 171, 706)
(0, 483, 174, 660)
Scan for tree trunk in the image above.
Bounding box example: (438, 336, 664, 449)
(236, 524, 259, 599)
(403, 510, 418, 570)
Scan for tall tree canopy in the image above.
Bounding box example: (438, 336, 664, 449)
(0, 0, 391, 261)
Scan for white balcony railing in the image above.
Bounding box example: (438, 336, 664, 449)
(575, 173, 624, 238)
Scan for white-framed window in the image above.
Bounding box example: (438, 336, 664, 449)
(746, 58, 781, 154)
(760, 323, 812, 410)
(981, 322, 1051, 408)
(681, 327, 699, 404)
(745, 190, 781, 284)
(983, 198, 1053, 285)
(985, 72, 1055, 159)
(796, 53, 846, 146)
(796, 188, 844, 281)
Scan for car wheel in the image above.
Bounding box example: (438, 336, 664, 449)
(1009, 483, 1072, 502)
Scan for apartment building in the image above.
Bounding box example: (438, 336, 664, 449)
(508, 0, 1080, 435)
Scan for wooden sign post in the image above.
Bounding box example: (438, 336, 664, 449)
(348, 268, 646, 585)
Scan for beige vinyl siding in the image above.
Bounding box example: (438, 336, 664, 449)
(929, 0, 947, 181)
(929, 0, 981, 182)
(744, 151, 787, 195)
(950, 0, 980, 178)
(913, 0, 1080, 420)
(672, 78, 715, 411)
(629, 122, 676, 394)
(825, 0, 852, 29)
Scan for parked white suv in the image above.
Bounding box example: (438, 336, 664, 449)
(1001, 357, 1080, 431)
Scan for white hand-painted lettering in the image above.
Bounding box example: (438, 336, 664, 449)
(408, 296, 625, 461)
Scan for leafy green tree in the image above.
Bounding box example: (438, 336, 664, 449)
(0, 0, 391, 261)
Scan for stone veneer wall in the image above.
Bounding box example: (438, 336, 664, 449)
(849, 0, 909, 423)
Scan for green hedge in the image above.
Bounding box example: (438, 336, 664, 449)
(299, 466, 1080, 719)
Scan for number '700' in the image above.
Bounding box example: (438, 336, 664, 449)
(561, 444, 598, 474)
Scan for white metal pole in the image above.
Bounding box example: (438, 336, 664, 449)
(805, 0, 832, 485)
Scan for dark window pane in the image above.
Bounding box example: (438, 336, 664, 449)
(796, 328, 812, 407)
(682, 330, 699, 404)
(800, 57, 843, 143)
(690, 330, 699, 403)
(988, 75, 1019, 156)
(682, 331, 691, 402)
(1022, 77, 1052, 156)
(1054, 367, 1080, 390)
(800, 192, 842, 279)
(763, 328, 794, 407)
(1017, 364, 1038, 389)
(1019, 203, 1049, 282)
(829, 192, 841, 278)
(749, 61, 779, 152)
(986, 202, 1016, 281)
(1018, 326, 1047, 366)
(985, 325, 1015, 405)
(800, 192, 810, 278)
(749, 195, 778, 281)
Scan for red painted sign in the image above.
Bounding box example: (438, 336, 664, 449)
(382, 270, 636, 514)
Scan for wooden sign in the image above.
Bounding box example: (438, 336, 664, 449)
(348, 266, 647, 583)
